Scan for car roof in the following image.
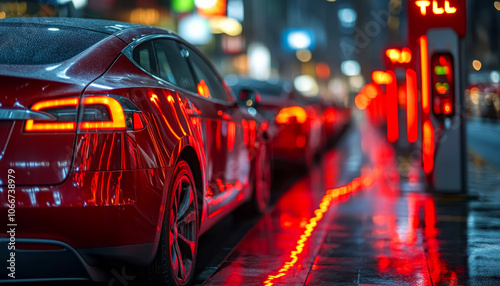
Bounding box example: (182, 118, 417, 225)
(0, 17, 145, 35)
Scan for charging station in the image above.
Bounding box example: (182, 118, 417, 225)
(407, 0, 467, 193)
(424, 29, 467, 193)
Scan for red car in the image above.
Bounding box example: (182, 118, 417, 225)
(228, 78, 324, 169)
(0, 18, 271, 285)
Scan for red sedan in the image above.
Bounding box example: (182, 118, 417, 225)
(0, 18, 271, 285)
(228, 78, 324, 169)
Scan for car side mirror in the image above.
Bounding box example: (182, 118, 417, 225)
(238, 88, 261, 108)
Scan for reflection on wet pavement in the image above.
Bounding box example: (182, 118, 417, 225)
(203, 122, 500, 285)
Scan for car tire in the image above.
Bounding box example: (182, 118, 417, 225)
(145, 160, 198, 286)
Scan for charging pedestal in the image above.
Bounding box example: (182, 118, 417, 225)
(407, 0, 468, 194)
(424, 28, 467, 193)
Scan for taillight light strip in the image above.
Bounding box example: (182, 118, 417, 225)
(79, 96, 126, 131)
(24, 95, 144, 133)
(25, 97, 80, 132)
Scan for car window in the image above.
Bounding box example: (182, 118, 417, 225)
(153, 39, 197, 92)
(180, 44, 233, 103)
(132, 41, 157, 75)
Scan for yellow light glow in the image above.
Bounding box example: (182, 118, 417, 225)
(296, 49, 312, 62)
(473, 60, 482, 71)
(495, 1, 500, 11)
(129, 8, 160, 26)
(416, 0, 431, 15)
(209, 16, 242, 36)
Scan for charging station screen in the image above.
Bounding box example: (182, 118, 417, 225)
(431, 52, 455, 117)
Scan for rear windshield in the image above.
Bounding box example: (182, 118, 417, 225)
(0, 24, 107, 65)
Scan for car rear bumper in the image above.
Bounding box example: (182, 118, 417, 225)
(0, 167, 173, 281)
(0, 238, 153, 282)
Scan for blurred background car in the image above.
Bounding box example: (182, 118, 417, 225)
(227, 77, 325, 170)
(465, 71, 500, 120)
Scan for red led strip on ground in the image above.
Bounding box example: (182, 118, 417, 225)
(263, 168, 377, 285)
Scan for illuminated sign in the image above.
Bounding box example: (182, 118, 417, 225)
(431, 53, 455, 117)
(415, 0, 457, 15)
(407, 0, 466, 43)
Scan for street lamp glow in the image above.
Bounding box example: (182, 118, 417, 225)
(296, 49, 312, 62)
(341, 60, 361, 76)
(287, 31, 312, 50)
(195, 0, 217, 9)
(472, 60, 482, 71)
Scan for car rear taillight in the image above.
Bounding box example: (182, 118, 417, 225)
(275, 106, 307, 124)
(24, 95, 145, 133)
(25, 97, 80, 132)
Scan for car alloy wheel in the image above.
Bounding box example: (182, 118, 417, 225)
(145, 160, 198, 286)
(168, 161, 198, 285)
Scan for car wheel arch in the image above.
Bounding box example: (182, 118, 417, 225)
(177, 146, 204, 231)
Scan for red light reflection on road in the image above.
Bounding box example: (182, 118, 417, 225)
(374, 193, 459, 285)
(263, 168, 377, 286)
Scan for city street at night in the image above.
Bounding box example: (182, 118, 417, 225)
(195, 118, 500, 285)
(1, 0, 500, 285)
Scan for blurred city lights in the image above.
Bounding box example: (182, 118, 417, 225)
(316, 63, 331, 79)
(248, 43, 271, 80)
(222, 34, 243, 54)
(296, 49, 312, 62)
(227, 0, 244, 21)
(328, 78, 348, 104)
(129, 8, 160, 25)
(294, 75, 319, 96)
(338, 8, 357, 28)
(71, 0, 87, 10)
(385, 48, 412, 64)
(283, 29, 314, 51)
(341, 60, 361, 76)
(372, 71, 394, 85)
(195, 0, 227, 17)
(349, 75, 365, 92)
(491, 71, 500, 83)
(472, 60, 482, 71)
(178, 14, 212, 45)
(195, 0, 217, 9)
(495, 1, 500, 10)
(209, 16, 242, 36)
(172, 0, 195, 13)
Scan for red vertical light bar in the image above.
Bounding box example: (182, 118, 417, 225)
(420, 35, 434, 173)
(420, 36, 430, 114)
(386, 71, 399, 142)
(423, 120, 435, 174)
(406, 69, 418, 143)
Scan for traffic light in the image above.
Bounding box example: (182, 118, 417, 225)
(431, 53, 454, 118)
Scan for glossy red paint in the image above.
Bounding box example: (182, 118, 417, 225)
(0, 18, 268, 282)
